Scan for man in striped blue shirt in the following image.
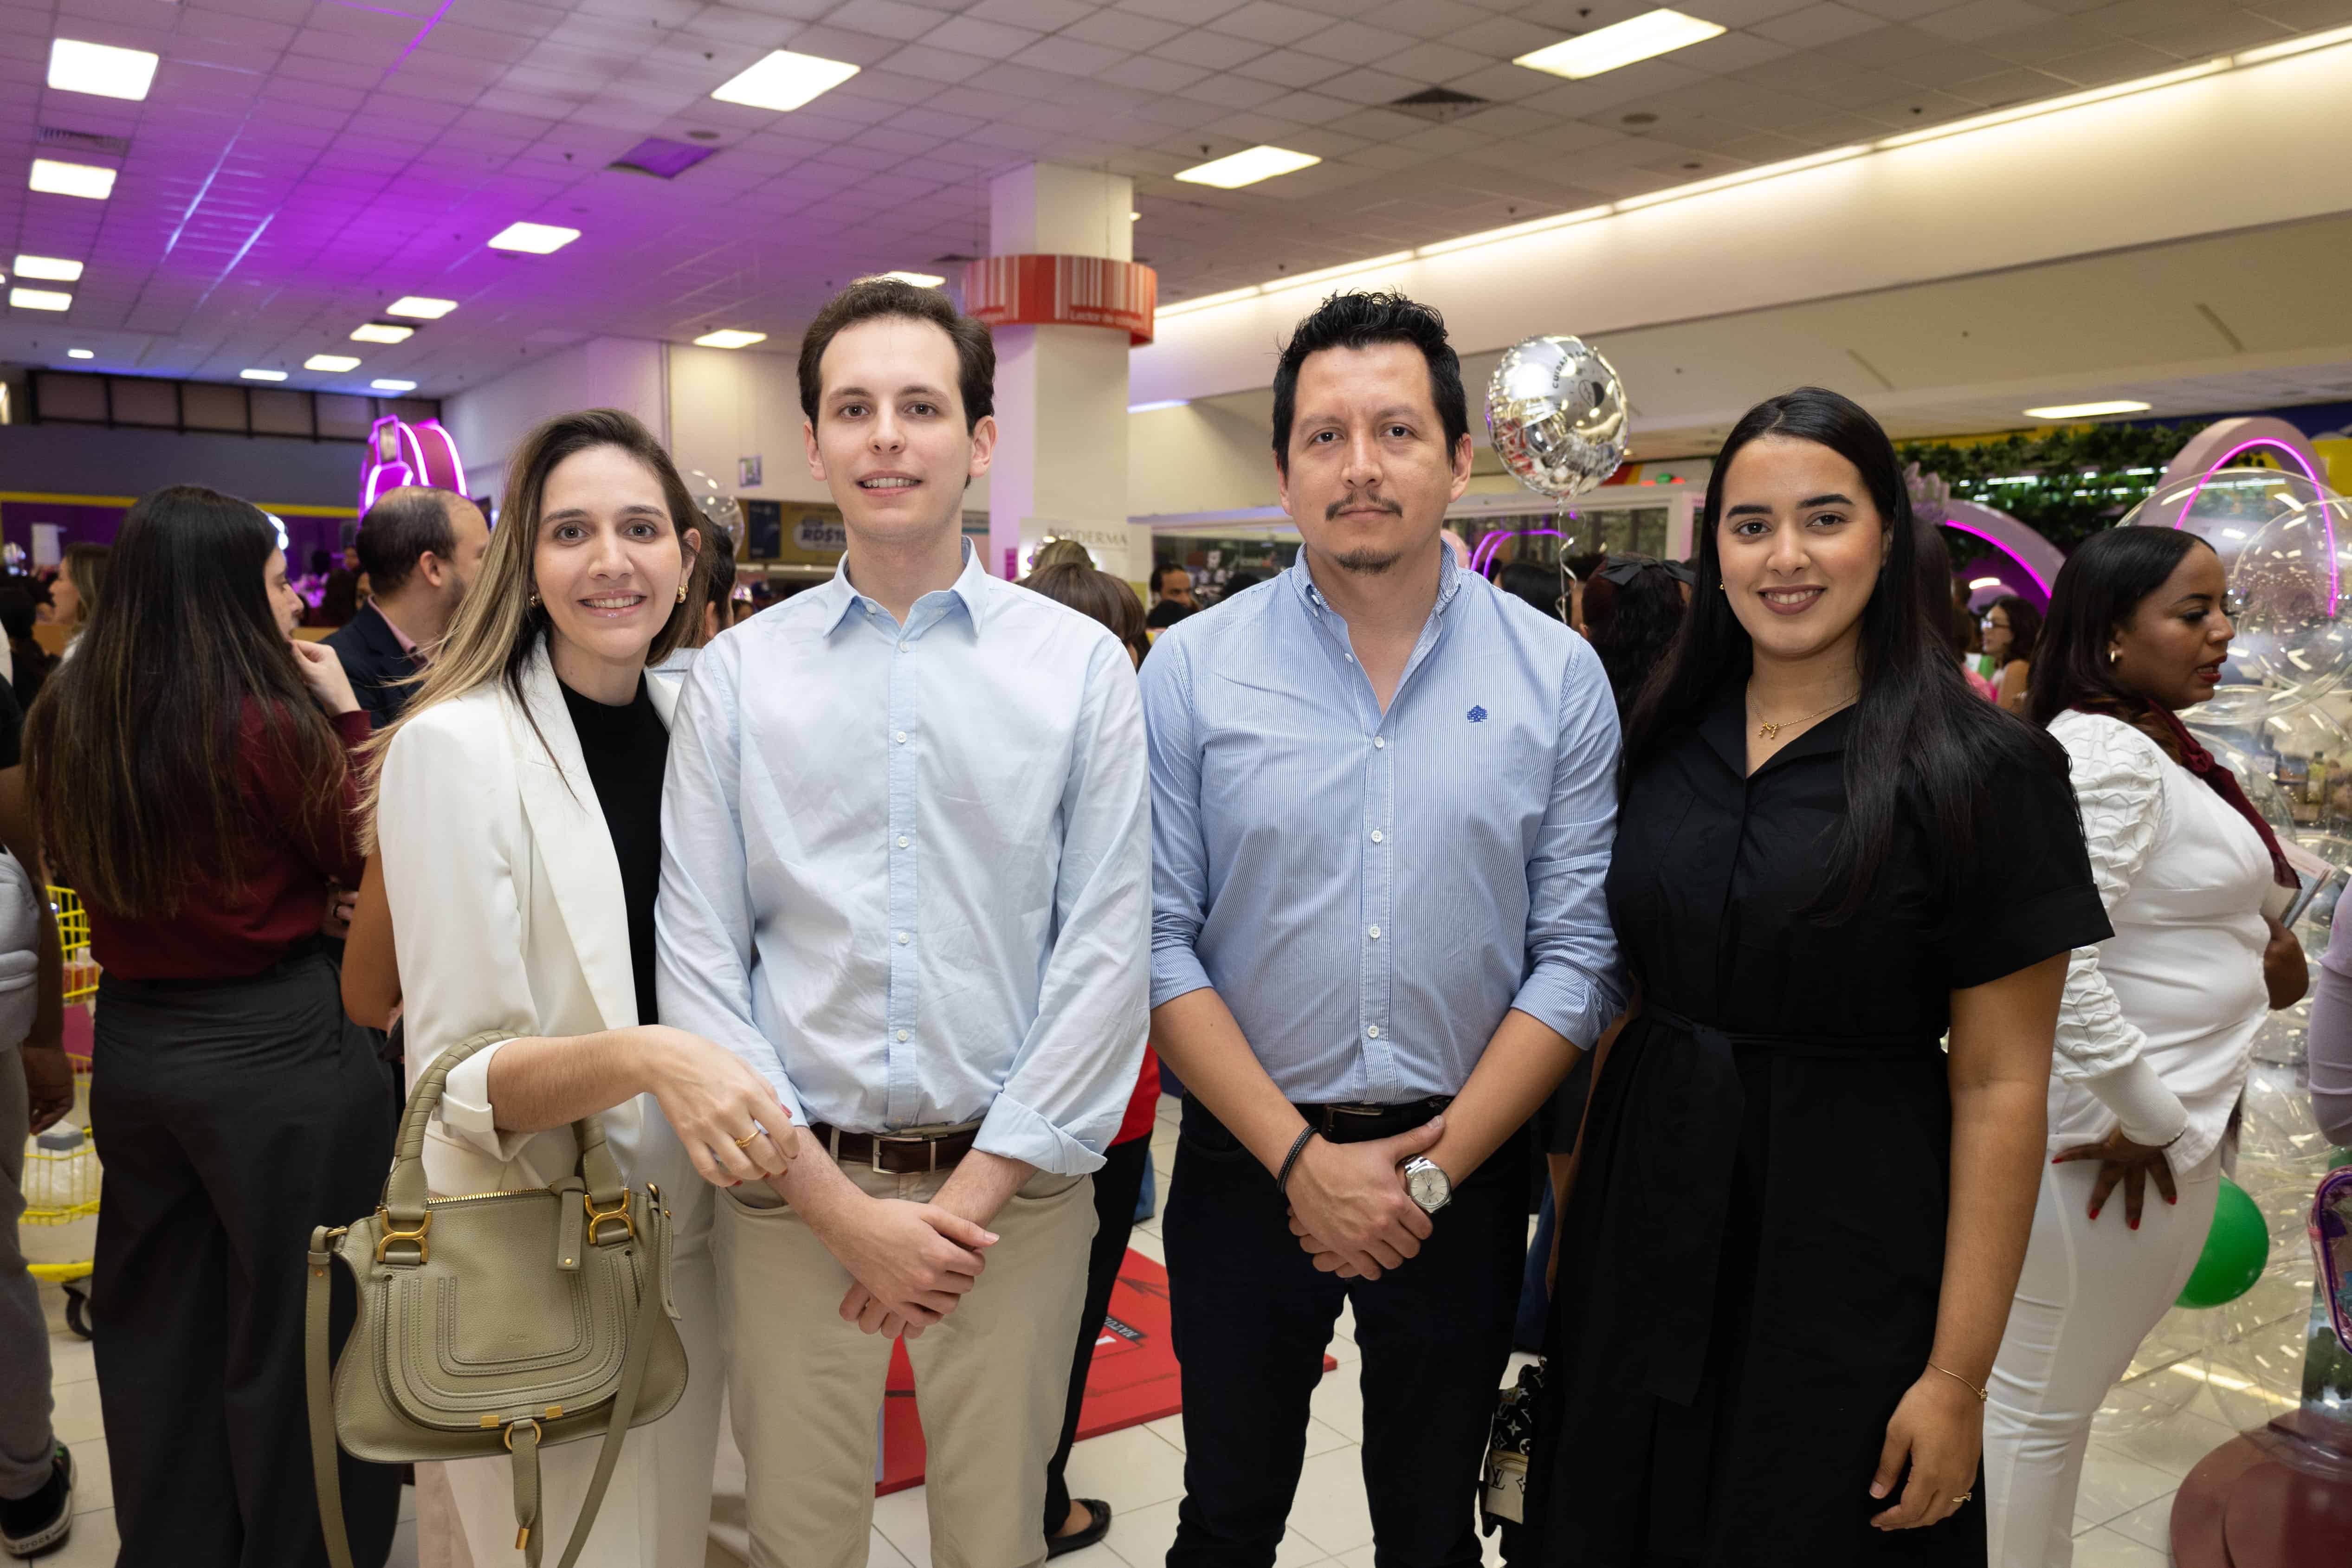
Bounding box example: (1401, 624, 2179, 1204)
(1142, 291, 1625, 1568)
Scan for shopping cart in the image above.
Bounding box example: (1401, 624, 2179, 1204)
(18, 886, 100, 1338)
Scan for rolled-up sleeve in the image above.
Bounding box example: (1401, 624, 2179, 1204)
(655, 639, 806, 1128)
(1142, 635, 1215, 1011)
(1509, 643, 1627, 1049)
(976, 637, 1151, 1174)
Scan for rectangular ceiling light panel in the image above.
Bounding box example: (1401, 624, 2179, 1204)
(692, 329, 767, 348)
(13, 254, 84, 282)
(241, 368, 288, 381)
(305, 354, 362, 372)
(372, 379, 418, 393)
(351, 323, 414, 343)
(9, 287, 71, 311)
(48, 39, 160, 102)
(2022, 400, 2153, 419)
(487, 222, 579, 254)
(1175, 146, 1321, 189)
(711, 50, 860, 112)
(877, 271, 944, 287)
(386, 296, 457, 318)
(1515, 10, 1726, 80)
(29, 159, 116, 200)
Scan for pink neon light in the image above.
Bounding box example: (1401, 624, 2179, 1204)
(1470, 525, 1567, 575)
(414, 419, 466, 497)
(1938, 516, 2052, 597)
(2174, 438, 2338, 616)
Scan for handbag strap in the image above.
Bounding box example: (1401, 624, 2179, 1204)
(304, 1220, 671, 1568)
(379, 1030, 629, 1235)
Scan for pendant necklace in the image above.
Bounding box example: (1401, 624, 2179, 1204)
(1751, 690, 1857, 741)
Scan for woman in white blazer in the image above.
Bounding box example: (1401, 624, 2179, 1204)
(368, 408, 795, 1568)
(1984, 525, 2306, 1567)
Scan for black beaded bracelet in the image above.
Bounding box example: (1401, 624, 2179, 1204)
(1277, 1127, 1317, 1191)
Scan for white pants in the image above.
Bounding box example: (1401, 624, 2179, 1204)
(1983, 1149, 2221, 1568)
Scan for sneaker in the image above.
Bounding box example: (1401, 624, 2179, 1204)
(0, 1446, 72, 1560)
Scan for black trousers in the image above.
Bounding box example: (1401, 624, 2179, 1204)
(1164, 1098, 1526, 1568)
(90, 953, 401, 1568)
(1042, 1132, 1152, 1533)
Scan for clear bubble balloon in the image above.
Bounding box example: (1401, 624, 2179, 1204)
(685, 469, 743, 545)
(1486, 336, 1630, 499)
(2126, 467, 2352, 714)
(2188, 726, 2302, 840)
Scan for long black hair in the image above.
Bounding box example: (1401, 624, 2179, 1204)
(1582, 559, 1687, 715)
(1990, 594, 2042, 665)
(1622, 387, 2068, 918)
(2025, 526, 2209, 749)
(26, 486, 342, 916)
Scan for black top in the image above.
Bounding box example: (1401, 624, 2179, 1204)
(0, 676, 22, 770)
(560, 677, 668, 1026)
(1144, 598, 1193, 630)
(322, 603, 425, 731)
(1523, 684, 2107, 1566)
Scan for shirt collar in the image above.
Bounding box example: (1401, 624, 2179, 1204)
(1286, 537, 1464, 617)
(819, 536, 987, 635)
(369, 599, 423, 660)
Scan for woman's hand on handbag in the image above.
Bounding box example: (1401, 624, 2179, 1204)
(638, 1026, 798, 1186)
(1868, 1371, 1983, 1530)
(2263, 913, 2309, 1010)
(2053, 1126, 2178, 1229)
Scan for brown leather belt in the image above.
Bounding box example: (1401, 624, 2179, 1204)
(809, 1122, 981, 1174)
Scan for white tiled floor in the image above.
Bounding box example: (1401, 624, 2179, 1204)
(26, 1090, 2293, 1568)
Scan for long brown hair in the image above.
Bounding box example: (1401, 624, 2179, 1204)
(362, 409, 704, 839)
(26, 486, 344, 916)
(59, 543, 108, 633)
(1021, 562, 1148, 664)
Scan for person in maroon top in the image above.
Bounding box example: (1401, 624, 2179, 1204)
(23, 486, 400, 1568)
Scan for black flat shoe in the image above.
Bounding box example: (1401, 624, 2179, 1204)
(1047, 1498, 1112, 1558)
(0, 1446, 72, 1560)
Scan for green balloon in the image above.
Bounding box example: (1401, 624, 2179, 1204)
(2176, 1177, 2269, 1309)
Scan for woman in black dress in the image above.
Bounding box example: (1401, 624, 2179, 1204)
(1524, 388, 2110, 1565)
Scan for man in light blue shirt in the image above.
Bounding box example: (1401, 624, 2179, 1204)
(657, 278, 1149, 1568)
(1143, 291, 1624, 1568)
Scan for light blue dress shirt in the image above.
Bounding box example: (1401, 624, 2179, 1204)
(1143, 548, 1626, 1105)
(655, 543, 1150, 1175)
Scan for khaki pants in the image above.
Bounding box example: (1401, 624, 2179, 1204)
(716, 1163, 1094, 1568)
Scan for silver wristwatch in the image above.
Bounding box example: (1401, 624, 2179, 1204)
(1401, 1155, 1453, 1214)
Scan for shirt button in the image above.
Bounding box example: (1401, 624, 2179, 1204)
(898, 641, 909, 652)
(1370, 828, 1383, 843)
(1373, 736, 1386, 749)
(895, 1029, 909, 1042)
(1366, 1026, 1380, 1039)
(894, 731, 908, 744)
(896, 931, 911, 946)
(896, 835, 910, 848)
(1368, 925, 1382, 940)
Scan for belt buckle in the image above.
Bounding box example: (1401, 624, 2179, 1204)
(871, 1134, 937, 1175)
(1320, 1103, 1384, 1136)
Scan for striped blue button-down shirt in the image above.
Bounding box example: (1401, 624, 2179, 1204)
(1142, 548, 1625, 1104)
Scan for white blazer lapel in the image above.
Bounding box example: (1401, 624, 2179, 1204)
(507, 643, 640, 1034)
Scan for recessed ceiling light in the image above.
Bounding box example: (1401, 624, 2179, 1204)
(385, 296, 457, 319)
(876, 271, 944, 288)
(13, 254, 83, 282)
(1175, 146, 1321, 189)
(241, 368, 288, 381)
(350, 323, 414, 343)
(1515, 9, 1726, 80)
(710, 49, 860, 113)
(47, 38, 160, 102)
(486, 222, 580, 254)
(371, 379, 418, 393)
(66, 349, 93, 360)
(9, 287, 71, 311)
(305, 354, 362, 372)
(2022, 400, 2153, 419)
(692, 329, 768, 349)
(29, 159, 116, 200)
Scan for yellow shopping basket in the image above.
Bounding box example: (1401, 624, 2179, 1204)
(19, 886, 99, 1337)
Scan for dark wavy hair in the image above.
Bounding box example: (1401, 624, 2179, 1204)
(2025, 526, 2210, 755)
(26, 486, 344, 917)
(1271, 290, 1468, 471)
(1622, 387, 2068, 918)
(1990, 594, 2042, 665)
(1581, 561, 1687, 715)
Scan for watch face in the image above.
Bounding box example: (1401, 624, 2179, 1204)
(1407, 1161, 1450, 1211)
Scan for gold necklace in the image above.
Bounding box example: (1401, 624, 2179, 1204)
(1751, 690, 1857, 741)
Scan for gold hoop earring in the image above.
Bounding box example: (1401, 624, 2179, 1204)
(676, 582, 688, 604)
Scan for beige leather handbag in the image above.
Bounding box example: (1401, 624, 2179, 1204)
(303, 1031, 689, 1568)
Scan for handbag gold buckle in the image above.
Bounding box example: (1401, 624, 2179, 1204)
(584, 1191, 634, 1246)
(374, 1208, 431, 1265)
(502, 1417, 540, 1452)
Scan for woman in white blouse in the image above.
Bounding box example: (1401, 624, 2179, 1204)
(1983, 526, 2306, 1566)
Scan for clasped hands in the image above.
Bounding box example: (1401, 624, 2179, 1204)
(1283, 1116, 1444, 1281)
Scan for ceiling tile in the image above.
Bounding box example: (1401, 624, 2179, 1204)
(1098, 52, 1211, 90)
(964, 0, 1097, 26)
(1150, 28, 1261, 68)
(1063, 10, 1185, 49)
(1231, 46, 1348, 87)
(1915, 0, 2061, 41)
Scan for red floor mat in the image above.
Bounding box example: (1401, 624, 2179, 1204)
(877, 1250, 1343, 1494)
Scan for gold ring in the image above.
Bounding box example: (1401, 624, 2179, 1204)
(733, 1131, 760, 1149)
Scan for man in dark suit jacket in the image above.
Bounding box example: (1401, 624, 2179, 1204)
(323, 487, 490, 729)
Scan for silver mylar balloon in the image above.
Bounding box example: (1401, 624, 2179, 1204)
(1486, 335, 1630, 499)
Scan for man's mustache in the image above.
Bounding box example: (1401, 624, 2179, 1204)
(1325, 493, 1404, 521)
